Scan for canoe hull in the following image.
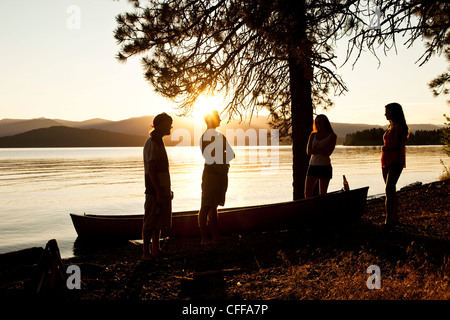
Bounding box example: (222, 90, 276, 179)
(70, 187, 368, 239)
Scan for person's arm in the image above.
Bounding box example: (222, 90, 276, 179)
(306, 133, 315, 155)
(321, 134, 337, 156)
(224, 135, 235, 162)
(148, 160, 165, 203)
(309, 133, 337, 156)
(145, 141, 165, 203)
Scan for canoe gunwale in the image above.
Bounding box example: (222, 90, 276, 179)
(70, 187, 369, 239)
(71, 187, 368, 220)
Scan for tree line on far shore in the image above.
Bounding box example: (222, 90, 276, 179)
(343, 128, 445, 146)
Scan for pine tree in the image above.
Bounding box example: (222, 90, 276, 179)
(114, 0, 449, 199)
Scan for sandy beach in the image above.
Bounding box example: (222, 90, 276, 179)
(1, 180, 448, 304)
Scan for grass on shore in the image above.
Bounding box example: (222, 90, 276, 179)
(439, 159, 450, 181)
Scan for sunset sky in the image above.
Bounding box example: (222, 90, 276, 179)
(0, 0, 448, 126)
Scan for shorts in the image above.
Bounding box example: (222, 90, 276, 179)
(143, 194, 172, 232)
(306, 165, 332, 179)
(201, 170, 228, 207)
(382, 163, 404, 178)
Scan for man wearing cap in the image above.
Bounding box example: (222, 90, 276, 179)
(199, 110, 235, 244)
(142, 112, 173, 260)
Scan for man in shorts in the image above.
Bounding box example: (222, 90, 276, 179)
(198, 110, 235, 244)
(142, 113, 173, 260)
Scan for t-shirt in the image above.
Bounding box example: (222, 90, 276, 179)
(143, 136, 170, 195)
(200, 129, 234, 174)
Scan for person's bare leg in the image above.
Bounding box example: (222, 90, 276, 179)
(384, 167, 402, 226)
(151, 230, 161, 258)
(382, 167, 388, 184)
(208, 206, 222, 241)
(319, 178, 330, 196)
(198, 206, 211, 244)
(305, 176, 318, 199)
(142, 230, 152, 260)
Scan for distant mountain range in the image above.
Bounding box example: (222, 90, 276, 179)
(0, 115, 272, 137)
(0, 126, 147, 148)
(0, 115, 443, 148)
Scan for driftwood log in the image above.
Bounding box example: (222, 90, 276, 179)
(31, 239, 67, 294)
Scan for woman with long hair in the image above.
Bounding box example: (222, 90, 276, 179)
(305, 114, 337, 198)
(382, 102, 409, 229)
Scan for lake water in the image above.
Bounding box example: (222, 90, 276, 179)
(0, 145, 447, 258)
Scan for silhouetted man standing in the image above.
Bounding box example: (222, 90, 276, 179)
(198, 110, 234, 244)
(142, 113, 173, 260)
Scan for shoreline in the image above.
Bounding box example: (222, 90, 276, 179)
(1, 179, 448, 301)
(0, 176, 441, 257)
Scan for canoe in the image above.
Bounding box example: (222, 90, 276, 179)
(70, 187, 369, 239)
(70, 187, 368, 239)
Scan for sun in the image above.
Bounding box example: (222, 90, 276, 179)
(192, 95, 224, 122)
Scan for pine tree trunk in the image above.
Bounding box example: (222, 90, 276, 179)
(289, 55, 313, 200)
(286, 0, 313, 200)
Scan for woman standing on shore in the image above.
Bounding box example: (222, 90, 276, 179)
(305, 114, 337, 199)
(382, 102, 409, 229)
